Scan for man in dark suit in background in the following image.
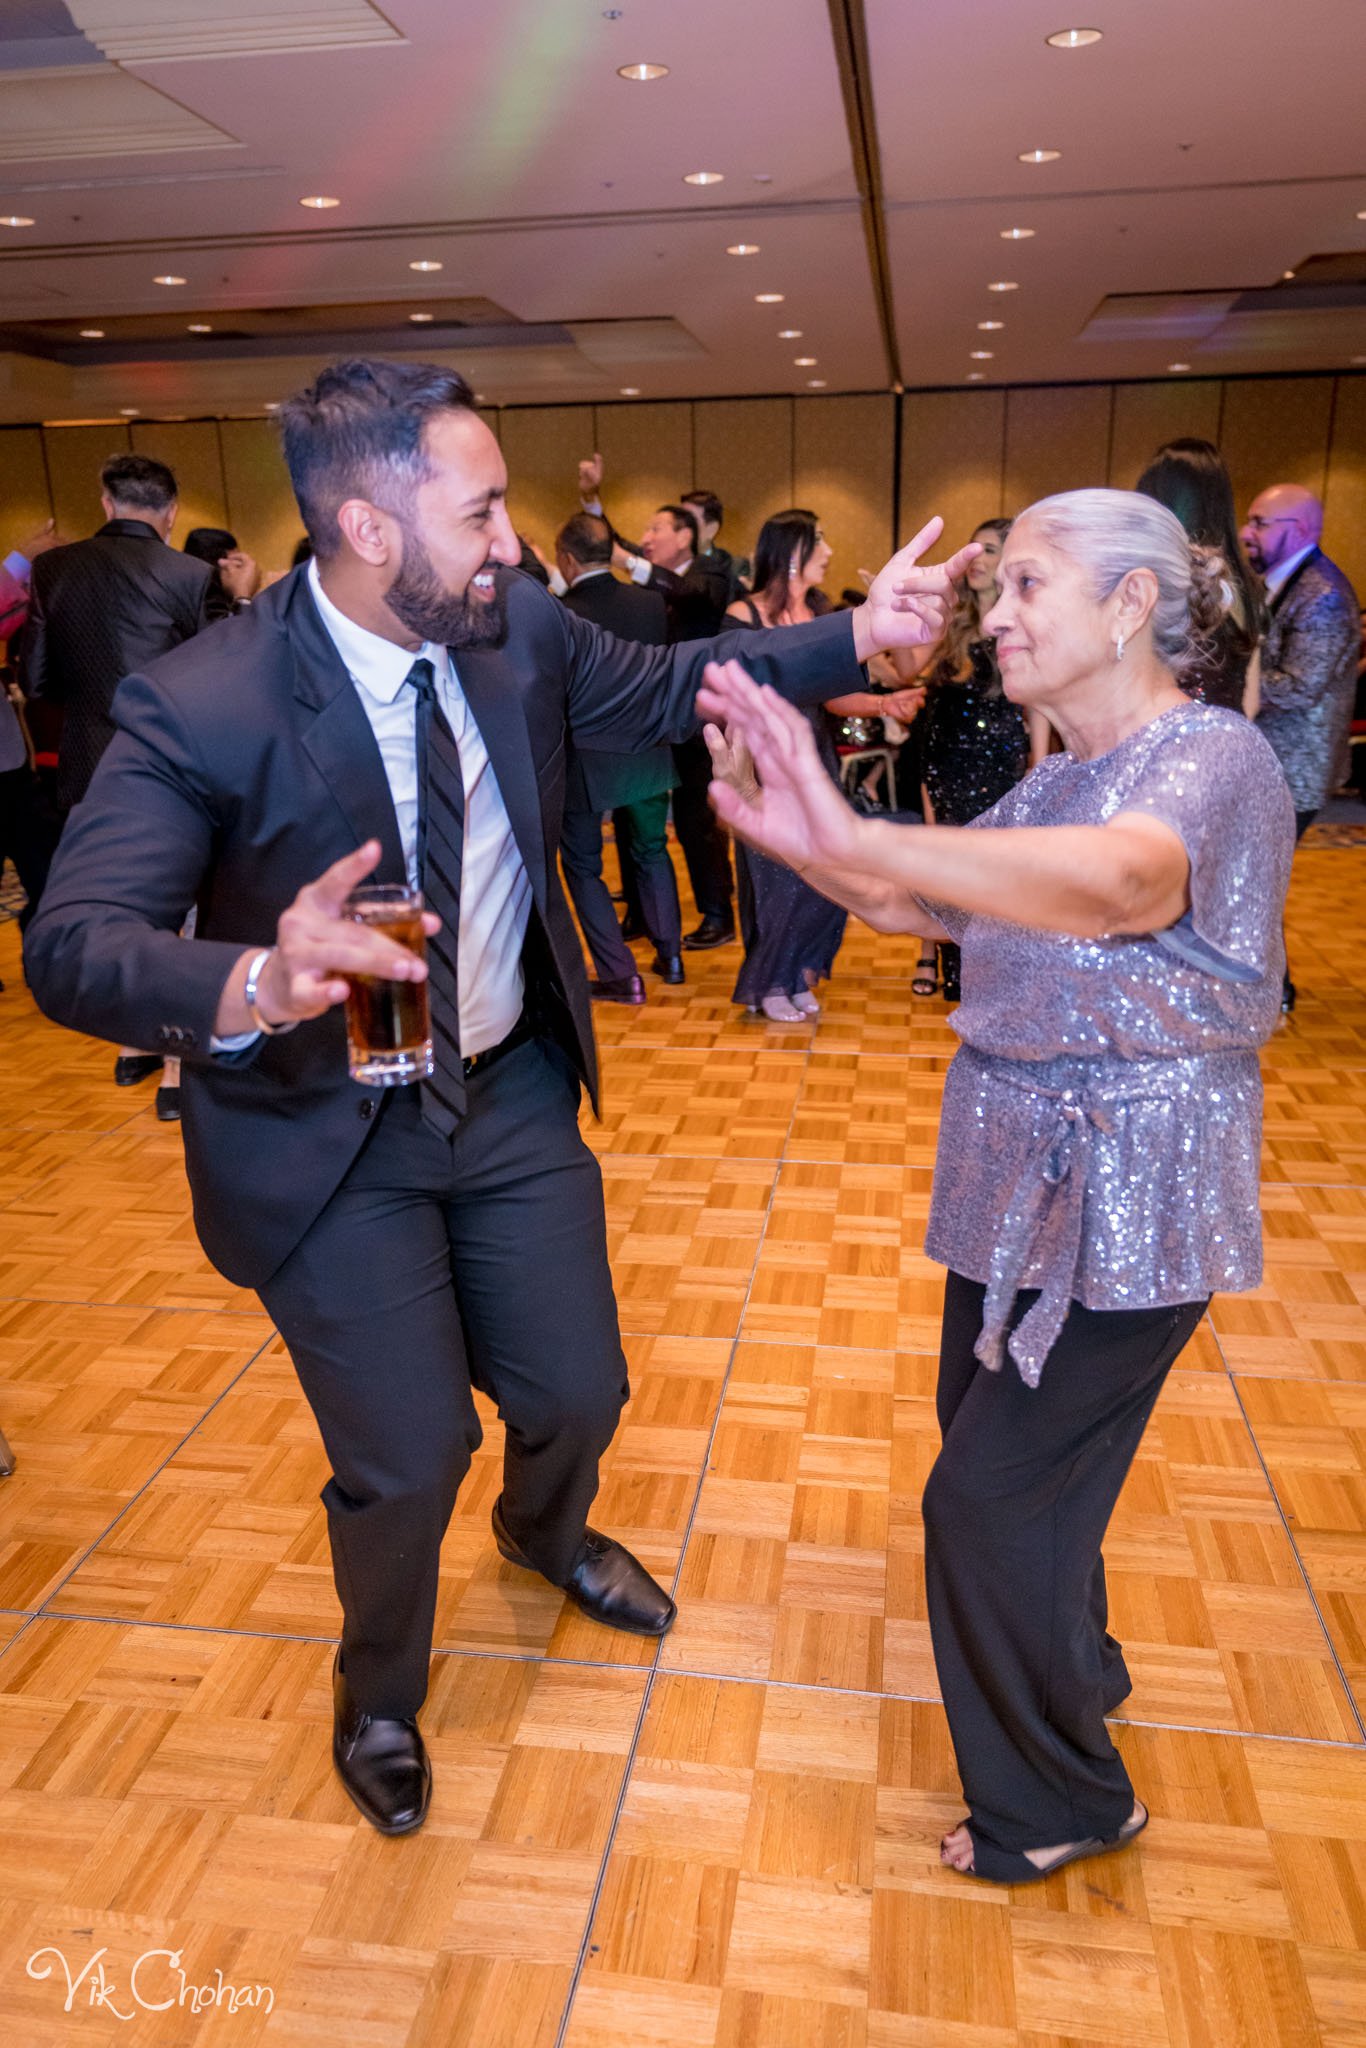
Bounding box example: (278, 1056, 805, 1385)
(20, 453, 252, 1102)
(554, 513, 683, 1002)
(1241, 482, 1360, 1008)
(27, 357, 964, 1838)
(576, 454, 738, 948)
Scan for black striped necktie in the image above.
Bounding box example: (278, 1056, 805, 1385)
(407, 656, 466, 1133)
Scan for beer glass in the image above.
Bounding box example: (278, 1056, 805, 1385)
(342, 883, 434, 1086)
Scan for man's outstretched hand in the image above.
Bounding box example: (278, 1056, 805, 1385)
(851, 518, 982, 662)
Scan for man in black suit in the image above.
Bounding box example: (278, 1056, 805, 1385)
(554, 513, 682, 1002)
(21, 453, 250, 1105)
(27, 358, 966, 1838)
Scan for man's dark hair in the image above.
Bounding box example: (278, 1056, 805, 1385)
(182, 526, 237, 565)
(277, 357, 476, 560)
(659, 503, 701, 556)
(681, 489, 722, 534)
(101, 453, 178, 514)
(556, 511, 613, 568)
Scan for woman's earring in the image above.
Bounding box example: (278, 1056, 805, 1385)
(790, 557, 800, 576)
(1114, 632, 1126, 661)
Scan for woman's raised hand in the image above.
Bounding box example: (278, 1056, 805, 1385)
(853, 517, 984, 659)
(696, 660, 865, 875)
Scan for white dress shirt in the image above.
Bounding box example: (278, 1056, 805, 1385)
(216, 569, 530, 1059)
(307, 562, 529, 1058)
(1264, 541, 1316, 601)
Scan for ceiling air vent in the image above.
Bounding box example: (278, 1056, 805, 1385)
(66, 0, 404, 62)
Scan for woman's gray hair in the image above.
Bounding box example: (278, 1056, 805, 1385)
(1021, 487, 1234, 687)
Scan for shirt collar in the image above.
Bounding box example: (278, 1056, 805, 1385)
(1264, 541, 1317, 598)
(570, 566, 613, 588)
(307, 557, 447, 706)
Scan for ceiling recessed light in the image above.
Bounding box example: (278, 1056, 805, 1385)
(409, 311, 434, 323)
(755, 292, 785, 303)
(1046, 26, 1103, 47)
(1357, 211, 1366, 222)
(977, 319, 1004, 330)
(409, 258, 443, 273)
(683, 170, 723, 186)
(153, 274, 186, 286)
(187, 323, 212, 334)
(617, 61, 668, 80)
(967, 372, 985, 382)
(778, 328, 802, 339)
(806, 378, 827, 388)
(987, 280, 1019, 293)
(264, 402, 279, 412)
(1000, 227, 1036, 241)
(726, 243, 760, 256)
(0, 215, 35, 228)
(794, 356, 817, 366)
(299, 194, 339, 209)
(1282, 269, 1296, 280)
(79, 327, 104, 339)
(970, 350, 995, 360)
(620, 385, 641, 396)
(1019, 148, 1062, 164)
(119, 407, 140, 416)
(753, 173, 773, 184)
(1168, 362, 1191, 373)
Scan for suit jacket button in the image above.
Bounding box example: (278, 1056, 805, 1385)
(181, 1029, 197, 1049)
(359, 1099, 375, 1120)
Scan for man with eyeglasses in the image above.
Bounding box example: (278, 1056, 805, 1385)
(1240, 484, 1358, 1010)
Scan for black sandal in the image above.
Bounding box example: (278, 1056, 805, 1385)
(912, 955, 939, 998)
(948, 1803, 1149, 1887)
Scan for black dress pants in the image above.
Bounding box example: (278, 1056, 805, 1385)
(671, 735, 734, 923)
(922, 1271, 1207, 1852)
(560, 804, 637, 982)
(0, 764, 59, 932)
(259, 1038, 629, 1720)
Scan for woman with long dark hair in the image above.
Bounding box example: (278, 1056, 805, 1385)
(914, 516, 1048, 1000)
(721, 508, 922, 1021)
(1135, 438, 1263, 716)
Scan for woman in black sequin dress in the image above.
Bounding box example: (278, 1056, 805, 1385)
(1135, 438, 1264, 716)
(917, 518, 1046, 999)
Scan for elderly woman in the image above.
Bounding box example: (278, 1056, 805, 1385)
(699, 489, 1294, 1887)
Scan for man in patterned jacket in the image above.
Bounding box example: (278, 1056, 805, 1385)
(1241, 483, 1359, 1009)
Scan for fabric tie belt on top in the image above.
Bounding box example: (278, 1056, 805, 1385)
(965, 1047, 1251, 1388)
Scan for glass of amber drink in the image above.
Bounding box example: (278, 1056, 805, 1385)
(342, 884, 433, 1085)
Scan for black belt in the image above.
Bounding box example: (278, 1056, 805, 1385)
(461, 1010, 535, 1079)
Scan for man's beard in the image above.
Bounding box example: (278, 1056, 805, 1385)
(386, 520, 507, 648)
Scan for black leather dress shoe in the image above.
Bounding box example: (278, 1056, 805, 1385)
(619, 913, 648, 942)
(332, 1653, 431, 1835)
(492, 1498, 676, 1637)
(651, 952, 685, 985)
(681, 916, 735, 951)
(155, 1086, 181, 1123)
(1281, 977, 1297, 1014)
(114, 1053, 162, 1086)
(588, 972, 646, 1005)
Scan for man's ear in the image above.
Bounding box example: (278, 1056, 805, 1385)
(336, 498, 398, 567)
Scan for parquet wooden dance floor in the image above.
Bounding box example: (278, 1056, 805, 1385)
(0, 836, 1363, 2047)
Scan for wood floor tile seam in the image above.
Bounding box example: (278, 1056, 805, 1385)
(1217, 1323, 1366, 1745)
(0, 1291, 269, 1316)
(26, 1324, 280, 1622)
(550, 1017, 821, 2048)
(634, 1659, 1366, 1749)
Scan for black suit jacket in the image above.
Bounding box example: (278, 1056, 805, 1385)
(27, 564, 861, 1287)
(560, 572, 676, 810)
(21, 519, 227, 809)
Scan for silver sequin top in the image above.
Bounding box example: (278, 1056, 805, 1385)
(921, 703, 1295, 1386)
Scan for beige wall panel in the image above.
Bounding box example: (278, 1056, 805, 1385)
(692, 398, 793, 566)
(1220, 377, 1336, 514)
(219, 419, 305, 577)
(794, 394, 895, 601)
(1003, 384, 1112, 514)
(1324, 376, 1366, 598)
(0, 426, 54, 540)
(130, 420, 228, 541)
(44, 423, 130, 539)
(499, 405, 593, 559)
(593, 402, 694, 551)
(900, 390, 1006, 553)
(1108, 380, 1223, 488)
